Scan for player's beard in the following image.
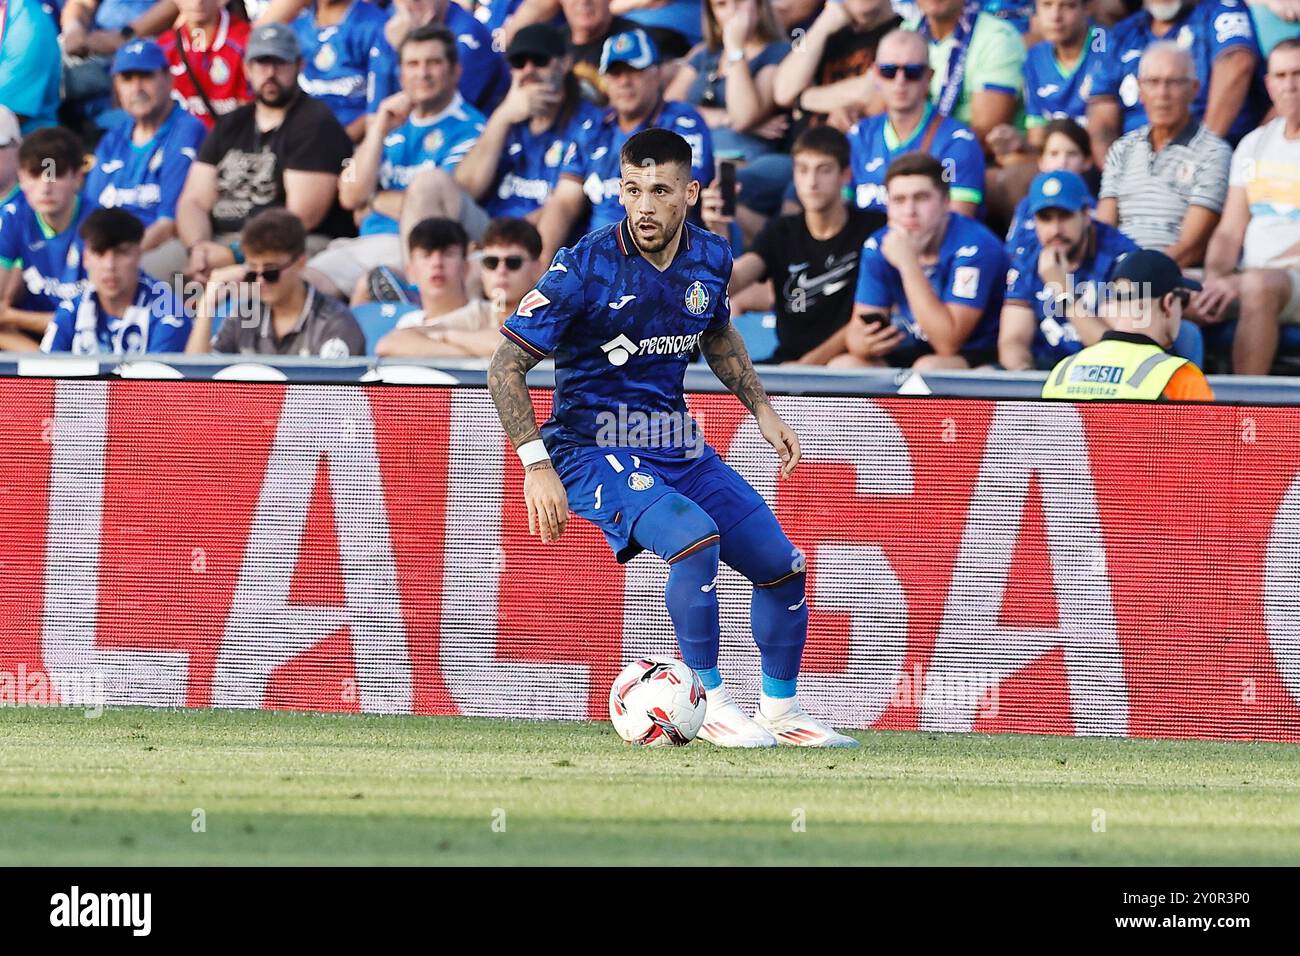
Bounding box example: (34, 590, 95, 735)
(632, 214, 682, 254)
(257, 81, 296, 109)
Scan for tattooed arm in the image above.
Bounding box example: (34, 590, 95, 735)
(487, 338, 570, 542)
(700, 323, 801, 477)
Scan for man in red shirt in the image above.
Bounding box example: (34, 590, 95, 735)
(158, 0, 253, 129)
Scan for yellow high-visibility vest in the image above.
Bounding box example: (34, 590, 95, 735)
(1041, 339, 1188, 401)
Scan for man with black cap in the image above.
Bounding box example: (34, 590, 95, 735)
(1041, 248, 1215, 401)
(176, 22, 354, 282)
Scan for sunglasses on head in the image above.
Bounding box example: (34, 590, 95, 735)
(481, 254, 526, 271)
(508, 53, 552, 70)
(877, 63, 927, 81)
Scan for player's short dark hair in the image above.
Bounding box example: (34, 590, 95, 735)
(792, 125, 850, 170)
(408, 217, 469, 256)
(481, 218, 542, 260)
(18, 127, 86, 179)
(884, 152, 948, 193)
(399, 23, 458, 67)
(1041, 117, 1091, 162)
(79, 208, 145, 253)
(241, 208, 307, 259)
(619, 128, 693, 176)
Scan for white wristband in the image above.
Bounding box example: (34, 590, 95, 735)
(517, 439, 551, 467)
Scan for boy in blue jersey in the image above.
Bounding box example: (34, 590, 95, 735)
(368, 0, 510, 115)
(846, 29, 985, 218)
(308, 24, 485, 300)
(83, 41, 207, 282)
(1086, 0, 1262, 154)
(837, 153, 1006, 369)
(0, 128, 94, 352)
(293, 0, 389, 141)
(490, 128, 857, 748)
(1022, 0, 1106, 140)
(537, 29, 714, 263)
(42, 208, 191, 355)
(998, 170, 1139, 370)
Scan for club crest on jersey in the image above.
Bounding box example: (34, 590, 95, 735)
(628, 471, 655, 491)
(315, 43, 337, 71)
(148, 150, 164, 173)
(544, 140, 565, 167)
(516, 288, 550, 317)
(424, 130, 444, 154)
(210, 57, 230, 86)
(684, 281, 709, 316)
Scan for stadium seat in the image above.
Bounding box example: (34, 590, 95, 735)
(731, 311, 778, 364)
(353, 302, 420, 356)
(1173, 319, 1203, 367)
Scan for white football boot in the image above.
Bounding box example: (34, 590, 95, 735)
(697, 685, 777, 748)
(753, 700, 860, 748)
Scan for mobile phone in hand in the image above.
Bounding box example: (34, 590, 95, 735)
(859, 311, 888, 329)
(718, 161, 737, 218)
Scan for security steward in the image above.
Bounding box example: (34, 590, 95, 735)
(1041, 250, 1214, 401)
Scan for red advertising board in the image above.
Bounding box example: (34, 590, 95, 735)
(2, 379, 1298, 741)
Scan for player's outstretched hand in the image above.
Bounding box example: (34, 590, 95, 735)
(524, 464, 570, 543)
(756, 405, 801, 479)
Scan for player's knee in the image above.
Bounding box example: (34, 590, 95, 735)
(635, 494, 719, 565)
(751, 543, 807, 590)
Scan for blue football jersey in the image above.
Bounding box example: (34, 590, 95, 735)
(846, 106, 986, 212)
(82, 104, 206, 228)
(468, 0, 524, 31)
(558, 100, 715, 234)
(360, 93, 486, 235)
(0, 194, 93, 312)
(1005, 194, 1036, 261)
(854, 212, 1006, 356)
(368, 3, 510, 115)
(1023, 26, 1106, 128)
(1004, 219, 1139, 368)
(42, 273, 191, 355)
(1088, 0, 1263, 143)
(486, 99, 605, 219)
(295, 0, 389, 128)
(501, 219, 732, 458)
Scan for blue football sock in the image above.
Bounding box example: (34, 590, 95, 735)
(632, 494, 721, 672)
(719, 507, 808, 684)
(697, 666, 722, 691)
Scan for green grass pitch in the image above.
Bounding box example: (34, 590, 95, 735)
(1, 706, 1297, 865)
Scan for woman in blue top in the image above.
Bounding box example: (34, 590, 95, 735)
(665, 0, 792, 215)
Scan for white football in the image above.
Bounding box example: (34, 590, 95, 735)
(608, 657, 707, 747)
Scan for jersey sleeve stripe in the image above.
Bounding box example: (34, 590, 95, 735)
(500, 325, 549, 358)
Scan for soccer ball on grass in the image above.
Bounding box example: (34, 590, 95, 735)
(608, 657, 707, 746)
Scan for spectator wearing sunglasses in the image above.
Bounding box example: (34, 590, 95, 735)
(846, 30, 986, 219)
(663, 0, 792, 218)
(401, 24, 603, 248)
(42, 209, 191, 356)
(377, 217, 543, 357)
(191, 208, 366, 357)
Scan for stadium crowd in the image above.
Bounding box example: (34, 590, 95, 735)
(2, 0, 1300, 377)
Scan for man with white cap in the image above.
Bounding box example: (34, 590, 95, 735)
(176, 22, 354, 282)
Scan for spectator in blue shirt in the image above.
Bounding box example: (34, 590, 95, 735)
(0, 128, 93, 352)
(83, 40, 207, 282)
(42, 208, 191, 355)
(441, 24, 604, 226)
(999, 170, 1140, 370)
(1023, 0, 1106, 141)
(0, 0, 61, 133)
(293, 0, 389, 141)
(59, 0, 158, 126)
(846, 28, 985, 218)
(839, 152, 1006, 370)
(536, 29, 715, 263)
(0, 107, 20, 207)
(1086, 0, 1263, 162)
(308, 24, 485, 300)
